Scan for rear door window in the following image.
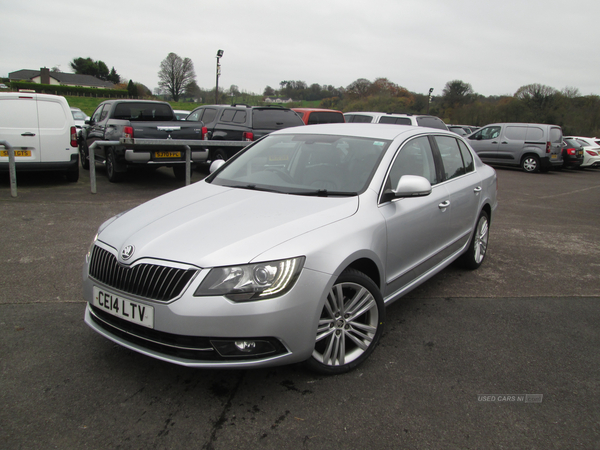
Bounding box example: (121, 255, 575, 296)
(433, 136, 466, 180)
(549, 127, 563, 143)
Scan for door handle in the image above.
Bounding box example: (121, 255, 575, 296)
(474, 186, 482, 193)
(438, 200, 450, 209)
(21, 132, 36, 137)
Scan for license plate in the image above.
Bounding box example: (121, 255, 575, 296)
(1, 150, 31, 157)
(93, 286, 154, 328)
(155, 151, 181, 158)
(551, 154, 557, 160)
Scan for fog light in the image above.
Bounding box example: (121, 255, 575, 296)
(235, 341, 256, 352)
(211, 339, 278, 357)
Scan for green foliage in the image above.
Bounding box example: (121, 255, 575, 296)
(127, 80, 138, 98)
(70, 57, 121, 83)
(10, 81, 127, 99)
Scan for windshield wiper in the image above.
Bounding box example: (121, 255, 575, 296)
(294, 189, 358, 197)
(224, 184, 284, 194)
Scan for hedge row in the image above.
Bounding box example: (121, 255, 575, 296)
(7, 81, 130, 98)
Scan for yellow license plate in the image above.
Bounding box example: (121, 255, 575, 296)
(551, 154, 557, 160)
(155, 151, 181, 158)
(1, 150, 31, 157)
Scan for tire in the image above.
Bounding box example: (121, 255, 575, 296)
(305, 269, 385, 375)
(521, 155, 540, 173)
(173, 164, 191, 181)
(212, 148, 228, 162)
(106, 148, 123, 183)
(461, 210, 490, 270)
(66, 166, 79, 183)
(79, 141, 90, 170)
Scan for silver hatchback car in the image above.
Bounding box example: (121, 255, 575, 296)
(83, 123, 497, 374)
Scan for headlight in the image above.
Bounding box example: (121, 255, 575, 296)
(86, 233, 98, 263)
(194, 257, 305, 302)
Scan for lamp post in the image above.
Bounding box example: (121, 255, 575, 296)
(427, 88, 434, 114)
(215, 49, 224, 104)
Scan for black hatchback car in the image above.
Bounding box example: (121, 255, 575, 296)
(561, 138, 584, 169)
(185, 104, 305, 163)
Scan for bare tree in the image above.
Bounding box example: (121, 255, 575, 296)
(158, 53, 196, 102)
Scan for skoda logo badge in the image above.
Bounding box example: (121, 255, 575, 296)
(121, 245, 135, 261)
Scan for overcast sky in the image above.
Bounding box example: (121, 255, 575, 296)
(3, 0, 599, 98)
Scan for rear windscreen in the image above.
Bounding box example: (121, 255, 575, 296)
(252, 109, 305, 129)
(307, 112, 345, 125)
(416, 116, 448, 130)
(113, 103, 174, 121)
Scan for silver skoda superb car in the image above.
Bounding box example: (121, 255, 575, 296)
(83, 123, 497, 374)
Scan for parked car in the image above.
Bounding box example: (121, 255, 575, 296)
(0, 92, 79, 181)
(83, 123, 497, 374)
(467, 123, 563, 173)
(344, 112, 448, 130)
(185, 104, 305, 163)
(561, 138, 584, 169)
(80, 100, 207, 181)
(173, 110, 190, 120)
(448, 125, 475, 136)
(70, 107, 90, 135)
(292, 108, 345, 125)
(563, 136, 600, 168)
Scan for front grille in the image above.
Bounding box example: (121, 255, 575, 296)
(89, 245, 197, 301)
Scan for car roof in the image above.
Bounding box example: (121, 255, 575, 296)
(292, 108, 343, 113)
(270, 122, 455, 141)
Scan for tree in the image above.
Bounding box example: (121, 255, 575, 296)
(263, 85, 276, 97)
(514, 83, 559, 122)
(70, 57, 120, 83)
(442, 80, 474, 108)
(157, 53, 196, 102)
(127, 80, 138, 98)
(345, 78, 372, 99)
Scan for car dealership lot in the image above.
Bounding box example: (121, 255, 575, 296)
(1, 166, 599, 449)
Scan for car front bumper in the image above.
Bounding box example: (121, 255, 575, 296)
(83, 266, 331, 369)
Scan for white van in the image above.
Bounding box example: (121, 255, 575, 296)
(0, 93, 79, 181)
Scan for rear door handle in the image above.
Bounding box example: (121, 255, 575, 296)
(438, 200, 450, 209)
(21, 132, 36, 137)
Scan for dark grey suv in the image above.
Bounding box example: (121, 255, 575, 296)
(186, 104, 305, 162)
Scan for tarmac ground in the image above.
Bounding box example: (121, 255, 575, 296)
(1, 163, 599, 449)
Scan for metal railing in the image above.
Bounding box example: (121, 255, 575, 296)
(2, 138, 251, 196)
(0, 140, 18, 197)
(87, 139, 251, 193)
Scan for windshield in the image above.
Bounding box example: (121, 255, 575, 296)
(209, 133, 390, 195)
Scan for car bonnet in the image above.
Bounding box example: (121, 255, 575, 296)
(97, 182, 359, 268)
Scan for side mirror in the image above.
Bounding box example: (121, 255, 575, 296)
(209, 159, 226, 173)
(384, 175, 432, 201)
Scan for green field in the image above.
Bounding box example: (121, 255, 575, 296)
(65, 97, 203, 116)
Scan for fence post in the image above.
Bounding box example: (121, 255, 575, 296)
(185, 145, 191, 186)
(89, 142, 97, 194)
(0, 140, 17, 197)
